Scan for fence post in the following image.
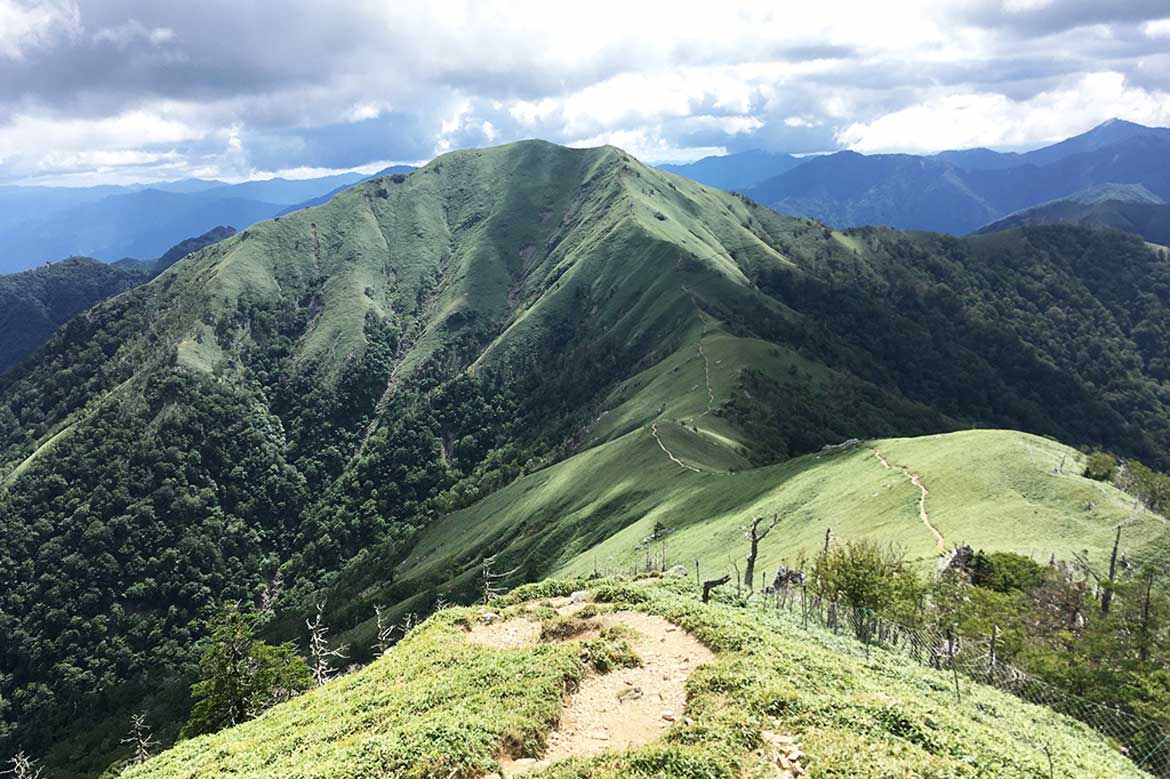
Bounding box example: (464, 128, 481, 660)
(989, 624, 999, 684)
(948, 627, 961, 704)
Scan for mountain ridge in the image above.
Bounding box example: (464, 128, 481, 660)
(5, 139, 1170, 776)
(701, 120, 1170, 234)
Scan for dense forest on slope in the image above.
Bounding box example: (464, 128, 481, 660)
(0, 227, 236, 374)
(3, 141, 1170, 774)
(0, 258, 151, 374)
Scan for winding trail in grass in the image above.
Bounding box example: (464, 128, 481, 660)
(649, 282, 717, 472)
(696, 340, 715, 418)
(872, 448, 946, 553)
(650, 421, 702, 473)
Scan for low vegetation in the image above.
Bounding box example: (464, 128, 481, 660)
(119, 577, 1151, 778)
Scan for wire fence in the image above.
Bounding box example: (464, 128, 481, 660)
(744, 581, 1170, 776)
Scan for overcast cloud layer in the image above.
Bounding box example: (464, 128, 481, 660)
(2, 0, 1170, 185)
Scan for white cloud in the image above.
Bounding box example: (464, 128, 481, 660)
(836, 72, 1170, 153)
(38, 149, 181, 168)
(93, 19, 176, 48)
(0, 108, 202, 158)
(1003, 0, 1055, 12)
(0, 0, 79, 59)
(344, 102, 383, 123)
(567, 128, 725, 164)
(1144, 18, 1170, 38)
(3, 1, 1170, 182)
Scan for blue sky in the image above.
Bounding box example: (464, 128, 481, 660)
(2, 0, 1170, 185)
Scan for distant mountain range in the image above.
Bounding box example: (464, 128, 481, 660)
(658, 119, 1170, 237)
(0, 166, 414, 274)
(974, 184, 1170, 245)
(656, 149, 804, 190)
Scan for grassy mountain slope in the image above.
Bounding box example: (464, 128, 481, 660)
(122, 577, 1152, 779)
(6, 140, 1170, 773)
(339, 428, 1163, 654)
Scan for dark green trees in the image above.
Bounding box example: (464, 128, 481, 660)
(181, 603, 311, 739)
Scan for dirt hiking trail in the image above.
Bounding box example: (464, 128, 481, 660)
(872, 448, 946, 553)
(651, 421, 703, 473)
(467, 599, 716, 776)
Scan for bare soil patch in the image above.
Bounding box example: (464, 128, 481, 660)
(466, 616, 542, 649)
(499, 610, 716, 776)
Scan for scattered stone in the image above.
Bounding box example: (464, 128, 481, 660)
(666, 565, 688, 577)
(569, 590, 590, 604)
(662, 711, 676, 721)
(616, 686, 642, 701)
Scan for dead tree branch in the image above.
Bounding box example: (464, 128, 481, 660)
(702, 575, 731, 603)
(306, 601, 348, 686)
(744, 514, 779, 591)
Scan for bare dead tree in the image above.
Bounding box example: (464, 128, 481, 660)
(121, 712, 158, 765)
(1141, 573, 1156, 662)
(372, 604, 395, 656)
(702, 574, 731, 603)
(2, 752, 43, 779)
(743, 514, 779, 591)
(306, 602, 348, 686)
(1101, 526, 1122, 615)
(481, 554, 521, 605)
(400, 612, 417, 638)
(258, 571, 285, 614)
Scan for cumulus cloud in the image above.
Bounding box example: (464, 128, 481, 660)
(0, 0, 80, 60)
(837, 71, 1170, 152)
(1, 0, 1169, 184)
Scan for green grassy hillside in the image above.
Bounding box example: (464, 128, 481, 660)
(122, 577, 1152, 779)
(334, 428, 1163, 653)
(6, 140, 1170, 774)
